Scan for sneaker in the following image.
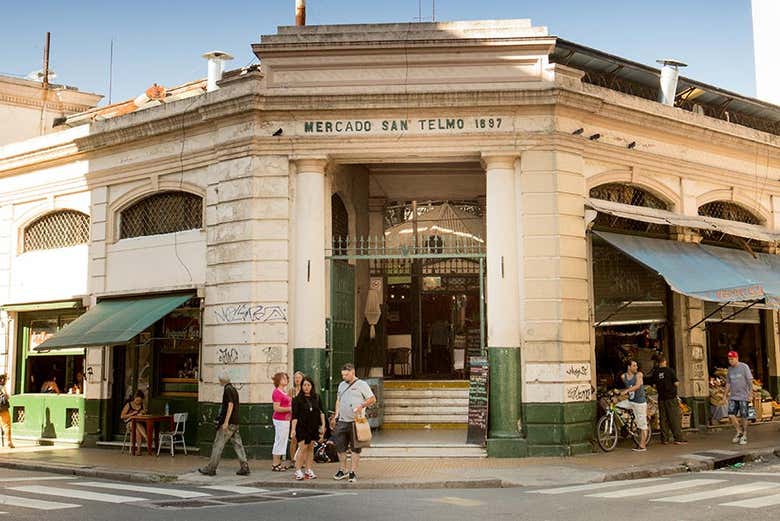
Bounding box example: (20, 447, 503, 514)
(294, 469, 305, 481)
(305, 469, 317, 480)
(333, 470, 348, 480)
(236, 464, 250, 476)
(632, 447, 647, 452)
(732, 433, 743, 443)
(348, 471, 357, 483)
(739, 436, 748, 445)
(198, 467, 216, 476)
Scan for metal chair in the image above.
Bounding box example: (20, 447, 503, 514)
(157, 412, 188, 456)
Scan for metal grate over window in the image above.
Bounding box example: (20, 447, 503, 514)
(698, 201, 762, 225)
(120, 191, 203, 239)
(23, 210, 90, 252)
(589, 183, 670, 235)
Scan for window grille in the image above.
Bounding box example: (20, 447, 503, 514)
(23, 210, 90, 252)
(589, 183, 669, 235)
(66, 408, 80, 429)
(120, 191, 203, 239)
(698, 201, 762, 225)
(698, 201, 765, 247)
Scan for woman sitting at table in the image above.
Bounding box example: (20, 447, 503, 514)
(120, 390, 148, 454)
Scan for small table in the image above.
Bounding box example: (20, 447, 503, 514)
(129, 415, 173, 456)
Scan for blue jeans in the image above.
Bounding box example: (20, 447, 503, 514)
(728, 399, 749, 418)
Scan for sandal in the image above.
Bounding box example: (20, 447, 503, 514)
(272, 464, 286, 472)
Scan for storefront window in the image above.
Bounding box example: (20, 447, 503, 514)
(18, 310, 85, 395)
(156, 306, 200, 397)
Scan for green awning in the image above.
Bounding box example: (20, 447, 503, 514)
(1, 300, 82, 312)
(33, 294, 192, 351)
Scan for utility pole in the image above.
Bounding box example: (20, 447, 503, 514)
(39, 32, 51, 136)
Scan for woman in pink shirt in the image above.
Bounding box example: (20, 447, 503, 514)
(271, 372, 292, 471)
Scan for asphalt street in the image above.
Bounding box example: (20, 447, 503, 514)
(4, 459, 780, 520)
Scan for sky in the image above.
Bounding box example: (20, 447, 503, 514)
(1, 0, 758, 105)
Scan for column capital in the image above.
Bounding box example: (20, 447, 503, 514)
(481, 153, 518, 171)
(293, 156, 329, 172)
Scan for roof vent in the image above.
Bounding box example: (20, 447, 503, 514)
(656, 59, 687, 106)
(202, 51, 234, 92)
(296, 0, 306, 26)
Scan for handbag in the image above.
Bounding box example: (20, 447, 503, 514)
(353, 409, 372, 443)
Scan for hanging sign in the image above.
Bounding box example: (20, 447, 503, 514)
(466, 355, 489, 446)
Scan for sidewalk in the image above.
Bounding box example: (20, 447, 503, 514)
(1, 422, 779, 489)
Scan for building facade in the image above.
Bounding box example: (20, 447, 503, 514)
(1, 20, 778, 457)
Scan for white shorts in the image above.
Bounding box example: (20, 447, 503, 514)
(272, 419, 290, 456)
(617, 400, 648, 431)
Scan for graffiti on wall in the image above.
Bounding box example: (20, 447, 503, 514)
(214, 304, 288, 324)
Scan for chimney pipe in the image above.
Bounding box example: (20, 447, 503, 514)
(202, 51, 234, 92)
(656, 59, 687, 106)
(296, 0, 306, 26)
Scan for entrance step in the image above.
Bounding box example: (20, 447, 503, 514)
(382, 380, 469, 427)
(362, 444, 486, 458)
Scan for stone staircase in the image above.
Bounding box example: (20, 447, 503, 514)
(382, 380, 470, 428)
(363, 380, 484, 457)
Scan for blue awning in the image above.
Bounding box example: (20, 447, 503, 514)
(594, 231, 778, 306)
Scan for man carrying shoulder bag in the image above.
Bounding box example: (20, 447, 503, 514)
(331, 363, 376, 483)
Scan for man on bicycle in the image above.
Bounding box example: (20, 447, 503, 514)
(618, 359, 648, 452)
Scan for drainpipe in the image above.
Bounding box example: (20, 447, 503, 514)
(296, 0, 306, 26)
(202, 51, 234, 93)
(656, 59, 687, 106)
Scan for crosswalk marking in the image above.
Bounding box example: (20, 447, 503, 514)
(0, 494, 80, 511)
(200, 485, 268, 494)
(9, 485, 145, 504)
(585, 479, 725, 499)
(651, 481, 777, 503)
(527, 478, 668, 495)
(75, 482, 211, 498)
(721, 493, 780, 509)
(2, 477, 74, 483)
(705, 471, 780, 477)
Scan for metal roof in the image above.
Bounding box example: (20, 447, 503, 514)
(552, 39, 780, 136)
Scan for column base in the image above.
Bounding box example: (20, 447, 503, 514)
(487, 347, 521, 439)
(681, 396, 709, 428)
(487, 437, 528, 458)
(293, 348, 329, 402)
(523, 401, 596, 457)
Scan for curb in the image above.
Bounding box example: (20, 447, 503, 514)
(2, 447, 779, 490)
(0, 458, 179, 484)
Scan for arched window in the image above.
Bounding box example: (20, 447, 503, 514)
(698, 201, 762, 225)
(120, 191, 203, 239)
(23, 210, 90, 252)
(589, 183, 669, 235)
(331, 194, 349, 256)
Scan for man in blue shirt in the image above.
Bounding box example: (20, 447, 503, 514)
(725, 351, 753, 445)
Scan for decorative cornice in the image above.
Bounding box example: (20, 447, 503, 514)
(0, 92, 92, 113)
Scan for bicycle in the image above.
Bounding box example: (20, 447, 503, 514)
(596, 392, 653, 452)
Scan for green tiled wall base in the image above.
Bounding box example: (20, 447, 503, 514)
(198, 402, 274, 460)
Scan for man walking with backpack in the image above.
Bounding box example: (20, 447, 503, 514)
(331, 363, 376, 483)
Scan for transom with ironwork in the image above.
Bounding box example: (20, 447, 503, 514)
(589, 183, 670, 236)
(120, 191, 203, 240)
(23, 210, 90, 252)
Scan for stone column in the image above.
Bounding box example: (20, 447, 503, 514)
(483, 154, 524, 456)
(292, 158, 328, 395)
(519, 149, 593, 457)
(672, 294, 710, 426)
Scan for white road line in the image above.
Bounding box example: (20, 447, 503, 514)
(1, 477, 74, 483)
(527, 478, 668, 495)
(721, 493, 780, 509)
(586, 479, 725, 499)
(704, 471, 780, 477)
(75, 482, 210, 498)
(651, 481, 778, 503)
(200, 485, 269, 494)
(0, 494, 80, 511)
(9, 485, 144, 504)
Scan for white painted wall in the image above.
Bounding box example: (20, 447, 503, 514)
(104, 230, 206, 293)
(10, 245, 89, 302)
(752, 0, 780, 105)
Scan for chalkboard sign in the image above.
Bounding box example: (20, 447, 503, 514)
(466, 356, 489, 446)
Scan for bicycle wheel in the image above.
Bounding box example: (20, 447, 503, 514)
(596, 414, 618, 452)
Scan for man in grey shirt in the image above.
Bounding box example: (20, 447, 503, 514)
(725, 351, 753, 445)
(331, 363, 376, 483)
